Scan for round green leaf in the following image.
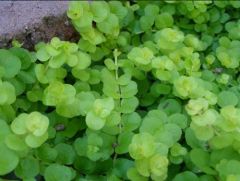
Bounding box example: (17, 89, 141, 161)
(5, 134, 28, 151)
(115, 132, 134, 154)
(0, 49, 21, 78)
(0, 119, 10, 143)
(11, 113, 28, 135)
(173, 171, 199, 181)
(0, 143, 19, 175)
(55, 143, 76, 165)
(44, 164, 73, 181)
(122, 112, 142, 132)
(25, 132, 48, 148)
(15, 157, 39, 179)
(35, 144, 58, 162)
(86, 111, 106, 130)
(120, 97, 139, 114)
(217, 91, 238, 108)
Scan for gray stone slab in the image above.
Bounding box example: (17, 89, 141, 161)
(0, 1, 69, 37)
(0, 1, 80, 49)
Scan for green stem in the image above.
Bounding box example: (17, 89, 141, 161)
(113, 49, 122, 164)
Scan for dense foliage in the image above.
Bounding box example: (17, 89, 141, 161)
(1, 1, 240, 180)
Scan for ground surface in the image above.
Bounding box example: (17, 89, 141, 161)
(0, 1, 78, 49)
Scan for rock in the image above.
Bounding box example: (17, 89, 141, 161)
(0, 1, 79, 50)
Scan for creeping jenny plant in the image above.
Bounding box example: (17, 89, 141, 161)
(2, 1, 240, 181)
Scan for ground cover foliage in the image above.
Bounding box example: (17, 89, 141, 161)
(1, 1, 240, 181)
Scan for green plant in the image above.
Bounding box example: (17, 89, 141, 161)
(1, 1, 240, 180)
